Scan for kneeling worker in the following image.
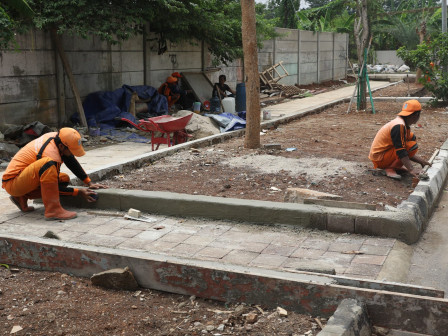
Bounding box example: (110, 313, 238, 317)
(2, 127, 107, 220)
(368, 99, 431, 180)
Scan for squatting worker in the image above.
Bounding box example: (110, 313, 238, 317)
(2, 127, 107, 220)
(368, 99, 431, 180)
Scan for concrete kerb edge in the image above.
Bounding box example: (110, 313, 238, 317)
(317, 298, 371, 336)
(66, 80, 444, 244)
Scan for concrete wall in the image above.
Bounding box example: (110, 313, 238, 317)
(374, 50, 405, 65)
(0, 30, 144, 127)
(258, 28, 348, 86)
(0, 27, 347, 127)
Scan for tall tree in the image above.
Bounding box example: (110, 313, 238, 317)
(241, 0, 261, 149)
(354, 0, 369, 110)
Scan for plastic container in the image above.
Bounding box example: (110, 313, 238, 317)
(222, 97, 236, 115)
(193, 102, 201, 113)
(263, 110, 271, 120)
(235, 83, 246, 112)
(210, 96, 221, 113)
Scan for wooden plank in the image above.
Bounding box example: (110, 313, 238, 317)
(50, 29, 87, 128)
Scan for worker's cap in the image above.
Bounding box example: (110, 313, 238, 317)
(171, 72, 182, 78)
(166, 76, 178, 84)
(59, 127, 86, 157)
(398, 100, 421, 116)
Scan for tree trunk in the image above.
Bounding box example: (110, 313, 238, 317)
(415, 21, 427, 81)
(50, 28, 88, 128)
(353, 0, 369, 110)
(241, 0, 261, 149)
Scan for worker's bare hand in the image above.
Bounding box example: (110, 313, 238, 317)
(87, 183, 108, 189)
(79, 188, 98, 203)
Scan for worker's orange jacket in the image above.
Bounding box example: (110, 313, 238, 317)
(2, 132, 90, 196)
(369, 116, 417, 168)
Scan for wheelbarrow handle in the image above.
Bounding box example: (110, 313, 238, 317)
(116, 117, 145, 131)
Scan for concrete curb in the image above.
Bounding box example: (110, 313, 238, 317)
(317, 299, 371, 336)
(373, 97, 435, 103)
(62, 188, 420, 244)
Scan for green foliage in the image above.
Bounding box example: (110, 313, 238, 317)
(0, 0, 278, 65)
(373, 0, 443, 50)
(296, 0, 354, 32)
(0, 7, 15, 49)
(265, 0, 301, 29)
(397, 33, 448, 103)
(306, 0, 331, 9)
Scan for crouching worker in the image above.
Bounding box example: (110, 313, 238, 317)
(2, 128, 107, 220)
(368, 99, 431, 180)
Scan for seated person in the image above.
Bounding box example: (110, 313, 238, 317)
(368, 100, 431, 180)
(212, 75, 236, 98)
(158, 76, 180, 110)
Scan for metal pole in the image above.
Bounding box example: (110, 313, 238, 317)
(443, 0, 447, 33)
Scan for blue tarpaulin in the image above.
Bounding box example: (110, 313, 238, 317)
(71, 85, 168, 130)
(206, 113, 247, 133)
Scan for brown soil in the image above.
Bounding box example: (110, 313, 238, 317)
(1, 267, 324, 335)
(104, 82, 448, 210)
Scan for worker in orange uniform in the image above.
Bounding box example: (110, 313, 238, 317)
(158, 76, 180, 111)
(2, 128, 107, 220)
(368, 100, 431, 180)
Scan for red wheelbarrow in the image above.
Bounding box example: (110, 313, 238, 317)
(120, 113, 193, 151)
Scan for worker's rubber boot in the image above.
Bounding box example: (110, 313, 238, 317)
(41, 182, 77, 221)
(9, 196, 35, 212)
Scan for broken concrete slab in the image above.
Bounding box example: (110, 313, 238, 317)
(91, 266, 139, 290)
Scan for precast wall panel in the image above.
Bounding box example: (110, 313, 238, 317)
(1, 27, 347, 127)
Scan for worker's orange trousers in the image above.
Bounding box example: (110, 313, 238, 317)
(371, 141, 418, 169)
(2, 157, 69, 198)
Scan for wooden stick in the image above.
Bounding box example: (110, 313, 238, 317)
(50, 29, 88, 128)
(314, 317, 324, 330)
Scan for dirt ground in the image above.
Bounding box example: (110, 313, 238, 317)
(0, 267, 325, 335)
(104, 81, 448, 210)
(2, 80, 446, 336)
